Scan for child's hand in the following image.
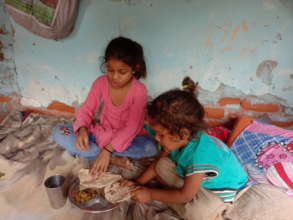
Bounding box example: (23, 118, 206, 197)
(131, 187, 152, 203)
(90, 149, 111, 177)
(120, 179, 138, 191)
(76, 127, 89, 151)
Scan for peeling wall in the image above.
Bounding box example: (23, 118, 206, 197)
(0, 0, 19, 115)
(0, 0, 292, 124)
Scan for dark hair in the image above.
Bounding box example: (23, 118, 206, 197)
(147, 77, 206, 138)
(100, 36, 146, 79)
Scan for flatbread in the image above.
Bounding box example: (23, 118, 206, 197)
(104, 181, 131, 204)
(78, 168, 122, 189)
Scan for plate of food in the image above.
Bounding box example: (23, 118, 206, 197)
(68, 179, 118, 214)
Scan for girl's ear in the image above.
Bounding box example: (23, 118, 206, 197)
(179, 128, 191, 141)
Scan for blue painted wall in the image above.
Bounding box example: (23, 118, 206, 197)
(1, 0, 293, 111)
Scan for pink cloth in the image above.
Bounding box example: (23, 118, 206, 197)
(73, 75, 147, 152)
(257, 142, 293, 168)
(247, 121, 293, 138)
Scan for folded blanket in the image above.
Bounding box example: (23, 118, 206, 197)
(231, 120, 293, 190)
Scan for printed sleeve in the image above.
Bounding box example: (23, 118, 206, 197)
(183, 136, 220, 177)
(73, 78, 101, 134)
(110, 85, 147, 152)
(185, 161, 219, 177)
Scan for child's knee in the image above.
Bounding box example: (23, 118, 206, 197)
(52, 124, 62, 139)
(155, 157, 173, 174)
(144, 136, 159, 156)
(155, 157, 184, 188)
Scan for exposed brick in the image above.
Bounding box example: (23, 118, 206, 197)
(227, 112, 239, 119)
(23, 107, 75, 118)
(270, 120, 293, 128)
(0, 94, 11, 102)
(241, 99, 281, 113)
(47, 100, 75, 114)
(206, 120, 225, 128)
(204, 107, 225, 119)
(218, 97, 241, 106)
(22, 107, 49, 115)
(0, 52, 4, 62)
(0, 28, 6, 35)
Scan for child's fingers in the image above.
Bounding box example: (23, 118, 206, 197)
(75, 138, 82, 150)
(129, 185, 140, 192)
(80, 138, 89, 151)
(83, 137, 89, 150)
(90, 167, 102, 178)
(76, 137, 87, 151)
(90, 163, 100, 177)
(130, 189, 141, 201)
(120, 179, 129, 186)
(120, 179, 134, 187)
(129, 186, 142, 195)
(125, 160, 135, 170)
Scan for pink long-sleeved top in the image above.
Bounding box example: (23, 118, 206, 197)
(73, 75, 147, 152)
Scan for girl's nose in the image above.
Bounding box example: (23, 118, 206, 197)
(112, 72, 119, 80)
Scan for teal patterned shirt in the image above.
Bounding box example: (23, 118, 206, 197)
(169, 131, 248, 202)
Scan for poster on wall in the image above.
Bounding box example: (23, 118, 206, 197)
(4, 0, 79, 39)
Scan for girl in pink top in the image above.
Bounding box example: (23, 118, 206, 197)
(52, 37, 158, 176)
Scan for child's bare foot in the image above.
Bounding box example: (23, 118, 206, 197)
(111, 156, 135, 170)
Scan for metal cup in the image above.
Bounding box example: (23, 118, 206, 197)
(44, 174, 67, 209)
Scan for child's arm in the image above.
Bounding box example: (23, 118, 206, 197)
(73, 79, 100, 134)
(133, 173, 204, 203)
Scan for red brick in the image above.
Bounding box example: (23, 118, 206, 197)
(24, 107, 52, 115)
(227, 112, 239, 119)
(23, 107, 75, 118)
(0, 53, 4, 62)
(218, 97, 241, 106)
(241, 99, 281, 112)
(206, 120, 225, 128)
(47, 100, 75, 113)
(270, 120, 293, 128)
(0, 28, 6, 35)
(0, 94, 11, 102)
(204, 107, 225, 119)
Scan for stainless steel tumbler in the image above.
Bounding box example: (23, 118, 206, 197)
(44, 174, 67, 209)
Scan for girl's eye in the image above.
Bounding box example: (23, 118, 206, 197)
(119, 70, 130, 75)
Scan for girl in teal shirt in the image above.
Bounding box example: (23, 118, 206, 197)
(124, 77, 248, 220)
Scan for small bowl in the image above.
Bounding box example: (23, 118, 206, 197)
(68, 179, 118, 214)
